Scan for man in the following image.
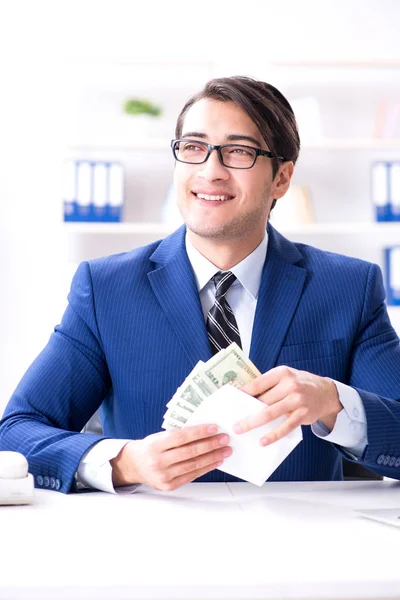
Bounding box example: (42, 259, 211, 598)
(1, 76, 400, 494)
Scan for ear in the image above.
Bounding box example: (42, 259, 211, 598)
(271, 161, 294, 200)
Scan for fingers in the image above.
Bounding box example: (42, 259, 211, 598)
(163, 457, 226, 492)
(259, 409, 305, 446)
(166, 433, 231, 466)
(240, 366, 285, 397)
(167, 445, 232, 481)
(148, 427, 232, 491)
(233, 396, 295, 434)
(159, 424, 220, 451)
(234, 402, 304, 446)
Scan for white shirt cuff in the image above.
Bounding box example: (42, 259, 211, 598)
(76, 439, 140, 494)
(311, 380, 368, 458)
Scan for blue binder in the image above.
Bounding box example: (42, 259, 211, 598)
(63, 160, 77, 222)
(389, 162, 400, 222)
(63, 160, 124, 222)
(372, 162, 391, 222)
(385, 246, 400, 305)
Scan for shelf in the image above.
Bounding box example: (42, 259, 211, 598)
(64, 221, 400, 236)
(264, 62, 400, 87)
(64, 222, 176, 235)
(280, 222, 400, 235)
(65, 138, 400, 153)
(270, 60, 400, 68)
(301, 139, 400, 150)
(65, 139, 171, 152)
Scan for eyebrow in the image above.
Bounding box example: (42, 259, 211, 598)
(181, 132, 262, 148)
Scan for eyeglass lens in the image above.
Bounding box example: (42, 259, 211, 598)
(174, 140, 257, 168)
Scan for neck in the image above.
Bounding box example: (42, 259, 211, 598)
(187, 230, 265, 270)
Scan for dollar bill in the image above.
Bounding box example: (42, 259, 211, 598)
(203, 342, 261, 389)
(163, 362, 222, 429)
(166, 360, 205, 408)
(161, 343, 262, 431)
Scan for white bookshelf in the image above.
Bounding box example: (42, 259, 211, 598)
(270, 61, 400, 67)
(66, 138, 400, 153)
(63, 220, 400, 274)
(64, 221, 400, 236)
(302, 139, 400, 150)
(64, 58, 400, 272)
(64, 221, 174, 235)
(66, 139, 170, 152)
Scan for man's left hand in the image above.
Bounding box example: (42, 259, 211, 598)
(233, 366, 343, 445)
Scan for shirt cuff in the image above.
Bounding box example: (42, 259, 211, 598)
(76, 439, 140, 494)
(311, 380, 368, 458)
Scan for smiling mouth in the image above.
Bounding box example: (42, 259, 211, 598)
(193, 192, 234, 202)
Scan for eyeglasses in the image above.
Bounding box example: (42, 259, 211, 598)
(171, 138, 285, 170)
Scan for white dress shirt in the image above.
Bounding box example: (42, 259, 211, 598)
(77, 232, 368, 493)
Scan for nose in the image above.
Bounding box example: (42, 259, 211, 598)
(197, 148, 230, 182)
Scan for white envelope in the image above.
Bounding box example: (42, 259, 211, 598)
(183, 385, 303, 486)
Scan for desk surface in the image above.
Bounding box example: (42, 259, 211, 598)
(1, 480, 400, 600)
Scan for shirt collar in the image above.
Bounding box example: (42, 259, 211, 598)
(185, 231, 268, 300)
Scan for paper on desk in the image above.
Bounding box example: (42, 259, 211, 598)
(184, 385, 303, 486)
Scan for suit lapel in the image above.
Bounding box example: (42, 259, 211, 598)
(148, 227, 212, 367)
(148, 224, 309, 374)
(250, 225, 308, 374)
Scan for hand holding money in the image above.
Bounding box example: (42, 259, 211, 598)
(160, 344, 303, 487)
(110, 343, 260, 491)
(162, 342, 261, 431)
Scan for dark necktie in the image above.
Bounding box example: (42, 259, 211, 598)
(207, 271, 242, 355)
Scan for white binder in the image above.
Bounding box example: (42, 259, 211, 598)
(371, 162, 390, 221)
(389, 162, 400, 219)
(93, 161, 108, 218)
(108, 162, 124, 221)
(77, 160, 92, 217)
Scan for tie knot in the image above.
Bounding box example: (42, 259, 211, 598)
(212, 271, 237, 299)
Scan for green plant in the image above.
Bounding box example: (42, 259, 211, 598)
(123, 98, 162, 117)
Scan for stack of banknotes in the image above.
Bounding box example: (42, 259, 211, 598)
(162, 342, 262, 431)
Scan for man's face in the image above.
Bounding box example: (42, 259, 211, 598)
(173, 98, 279, 245)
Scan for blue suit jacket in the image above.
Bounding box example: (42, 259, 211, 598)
(1, 224, 400, 492)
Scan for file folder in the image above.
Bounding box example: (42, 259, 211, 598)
(389, 162, 400, 221)
(372, 162, 391, 222)
(63, 160, 124, 222)
(76, 161, 92, 221)
(108, 162, 124, 222)
(63, 160, 77, 222)
(93, 162, 108, 221)
(385, 246, 400, 305)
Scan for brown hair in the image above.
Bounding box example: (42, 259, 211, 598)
(175, 76, 300, 210)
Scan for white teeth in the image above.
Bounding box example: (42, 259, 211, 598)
(196, 193, 231, 201)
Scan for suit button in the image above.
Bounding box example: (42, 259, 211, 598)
(377, 454, 385, 465)
(389, 457, 396, 467)
(50, 477, 56, 489)
(55, 479, 61, 491)
(395, 458, 400, 468)
(36, 475, 44, 486)
(43, 476, 50, 487)
(384, 455, 391, 466)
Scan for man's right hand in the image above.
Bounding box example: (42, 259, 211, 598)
(110, 425, 232, 491)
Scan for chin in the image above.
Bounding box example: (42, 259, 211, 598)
(185, 219, 240, 241)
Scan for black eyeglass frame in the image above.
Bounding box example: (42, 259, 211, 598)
(170, 138, 286, 169)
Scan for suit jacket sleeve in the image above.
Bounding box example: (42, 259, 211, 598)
(0, 261, 112, 493)
(340, 263, 400, 476)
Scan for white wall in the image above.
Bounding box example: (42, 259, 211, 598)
(0, 3, 67, 411)
(1, 0, 400, 414)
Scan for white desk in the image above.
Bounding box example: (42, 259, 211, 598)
(1, 481, 400, 600)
